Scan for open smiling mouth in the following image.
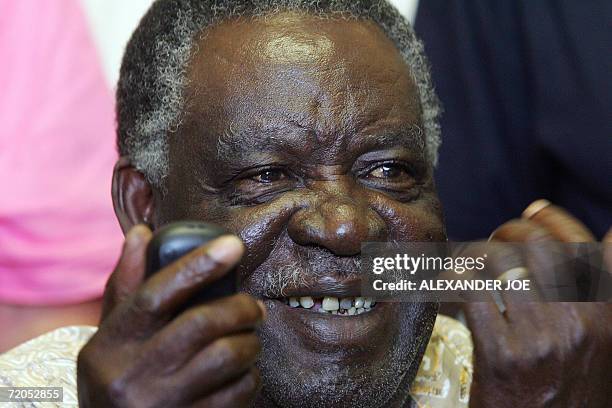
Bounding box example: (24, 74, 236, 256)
(264, 279, 389, 347)
(281, 296, 377, 315)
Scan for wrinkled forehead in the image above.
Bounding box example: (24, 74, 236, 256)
(182, 12, 423, 157)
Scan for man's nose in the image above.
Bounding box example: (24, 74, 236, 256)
(287, 192, 387, 256)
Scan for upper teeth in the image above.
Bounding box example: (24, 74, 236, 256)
(339, 298, 353, 309)
(285, 296, 376, 315)
(299, 296, 314, 308)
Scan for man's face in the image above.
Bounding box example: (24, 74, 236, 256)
(155, 13, 445, 407)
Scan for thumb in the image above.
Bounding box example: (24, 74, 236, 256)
(101, 224, 153, 321)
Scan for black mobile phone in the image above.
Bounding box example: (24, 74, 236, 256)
(145, 221, 237, 303)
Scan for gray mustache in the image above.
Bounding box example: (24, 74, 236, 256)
(261, 253, 362, 297)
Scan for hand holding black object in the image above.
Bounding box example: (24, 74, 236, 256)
(77, 225, 265, 408)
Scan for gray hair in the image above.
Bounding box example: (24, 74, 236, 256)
(117, 0, 442, 187)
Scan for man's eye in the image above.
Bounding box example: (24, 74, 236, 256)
(367, 163, 412, 180)
(251, 169, 288, 183)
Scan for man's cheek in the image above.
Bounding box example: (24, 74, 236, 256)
(226, 191, 314, 272)
(370, 192, 446, 241)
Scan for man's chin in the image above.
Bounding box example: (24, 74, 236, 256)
(255, 302, 438, 408)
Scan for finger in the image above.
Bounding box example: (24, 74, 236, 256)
(481, 242, 545, 305)
(522, 200, 596, 242)
(147, 294, 265, 366)
(489, 219, 553, 243)
(501, 301, 557, 328)
(523, 202, 598, 300)
(172, 333, 261, 403)
(188, 368, 261, 408)
(102, 225, 153, 320)
(447, 242, 506, 303)
(119, 235, 244, 331)
(488, 219, 575, 301)
(487, 223, 545, 304)
(604, 228, 612, 271)
(462, 302, 509, 355)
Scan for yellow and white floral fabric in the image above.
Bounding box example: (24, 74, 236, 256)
(0, 315, 472, 407)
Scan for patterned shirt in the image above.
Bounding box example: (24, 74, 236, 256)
(0, 315, 472, 407)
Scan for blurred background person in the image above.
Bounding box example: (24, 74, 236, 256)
(0, 0, 123, 352)
(414, 0, 612, 240)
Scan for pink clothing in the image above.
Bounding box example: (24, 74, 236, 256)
(0, 0, 123, 305)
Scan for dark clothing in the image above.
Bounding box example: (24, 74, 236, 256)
(415, 0, 612, 240)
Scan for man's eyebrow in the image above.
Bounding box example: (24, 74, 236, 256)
(356, 124, 426, 153)
(215, 125, 306, 161)
(214, 123, 426, 161)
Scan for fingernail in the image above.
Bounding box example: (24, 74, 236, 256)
(257, 300, 268, 321)
(522, 199, 551, 219)
(208, 235, 244, 264)
(126, 224, 150, 247)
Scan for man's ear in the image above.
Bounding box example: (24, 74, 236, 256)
(112, 157, 156, 234)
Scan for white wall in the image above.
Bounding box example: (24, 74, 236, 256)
(389, 0, 419, 25)
(81, 0, 154, 87)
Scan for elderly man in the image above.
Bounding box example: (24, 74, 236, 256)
(1, 1, 611, 407)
